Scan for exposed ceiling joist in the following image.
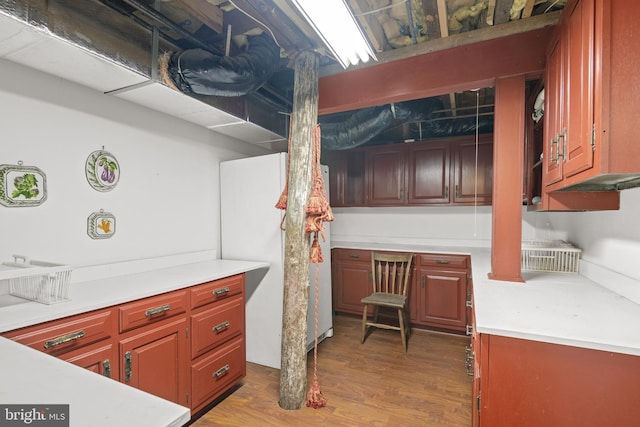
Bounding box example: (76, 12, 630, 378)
(320, 9, 561, 76)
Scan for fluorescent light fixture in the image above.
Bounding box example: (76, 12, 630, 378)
(291, 0, 377, 68)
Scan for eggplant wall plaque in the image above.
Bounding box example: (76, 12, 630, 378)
(86, 150, 120, 192)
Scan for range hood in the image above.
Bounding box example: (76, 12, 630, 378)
(0, 0, 288, 151)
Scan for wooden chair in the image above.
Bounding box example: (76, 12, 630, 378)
(361, 251, 414, 352)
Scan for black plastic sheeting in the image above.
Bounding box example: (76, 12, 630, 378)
(163, 32, 280, 97)
(320, 97, 493, 150)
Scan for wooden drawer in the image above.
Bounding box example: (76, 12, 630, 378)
(418, 253, 469, 269)
(3, 308, 115, 356)
(119, 290, 188, 333)
(333, 248, 371, 262)
(59, 341, 119, 380)
(191, 295, 244, 359)
(191, 335, 245, 413)
(190, 274, 244, 310)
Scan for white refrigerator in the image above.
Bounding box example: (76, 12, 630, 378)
(220, 152, 333, 369)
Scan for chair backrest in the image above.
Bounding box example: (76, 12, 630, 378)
(370, 252, 414, 296)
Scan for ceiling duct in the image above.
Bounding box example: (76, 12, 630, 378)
(0, 0, 288, 150)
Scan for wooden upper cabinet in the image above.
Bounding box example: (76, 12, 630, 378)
(562, 0, 595, 178)
(367, 145, 406, 206)
(325, 135, 493, 207)
(543, 31, 564, 187)
(407, 141, 450, 205)
(452, 134, 494, 205)
(543, 0, 640, 192)
(324, 150, 365, 207)
(544, 0, 594, 186)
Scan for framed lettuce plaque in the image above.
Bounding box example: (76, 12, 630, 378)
(0, 162, 47, 207)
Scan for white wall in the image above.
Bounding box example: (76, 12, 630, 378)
(0, 59, 270, 269)
(523, 187, 640, 281)
(331, 205, 493, 247)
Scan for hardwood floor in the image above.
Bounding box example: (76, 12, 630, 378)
(191, 314, 472, 427)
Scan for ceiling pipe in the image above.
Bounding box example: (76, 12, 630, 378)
(0, 0, 289, 142)
(117, 0, 223, 55)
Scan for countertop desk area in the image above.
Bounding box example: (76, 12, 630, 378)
(332, 240, 640, 356)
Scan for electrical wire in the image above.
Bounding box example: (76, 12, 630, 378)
(357, 0, 408, 17)
(474, 90, 480, 238)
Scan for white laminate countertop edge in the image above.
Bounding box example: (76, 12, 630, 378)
(331, 241, 640, 356)
(0, 336, 191, 427)
(0, 258, 270, 333)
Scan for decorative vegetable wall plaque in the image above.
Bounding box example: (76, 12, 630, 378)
(85, 149, 119, 192)
(87, 209, 116, 239)
(0, 161, 47, 207)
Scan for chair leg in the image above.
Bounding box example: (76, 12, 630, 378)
(361, 304, 368, 344)
(398, 308, 407, 352)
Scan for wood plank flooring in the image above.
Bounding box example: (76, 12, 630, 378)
(191, 314, 472, 426)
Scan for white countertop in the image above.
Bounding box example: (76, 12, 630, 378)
(0, 337, 190, 427)
(332, 240, 640, 356)
(0, 258, 269, 332)
(0, 255, 269, 427)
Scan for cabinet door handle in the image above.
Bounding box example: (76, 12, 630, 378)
(43, 330, 85, 349)
(213, 287, 230, 296)
(348, 253, 360, 259)
(558, 128, 567, 162)
(436, 259, 450, 264)
(103, 359, 111, 379)
(213, 321, 230, 333)
(445, 185, 449, 198)
(124, 351, 132, 382)
(421, 275, 425, 288)
(549, 138, 559, 165)
(145, 304, 170, 317)
(455, 185, 459, 198)
(399, 187, 403, 200)
(213, 364, 230, 378)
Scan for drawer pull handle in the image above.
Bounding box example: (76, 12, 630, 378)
(145, 304, 170, 317)
(213, 364, 230, 378)
(465, 346, 474, 376)
(43, 330, 85, 349)
(348, 253, 360, 259)
(124, 351, 132, 382)
(213, 287, 230, 296)
(436, 259, 450, 264)
(103, 359, 111, 379)
(213, 321, 230, 333)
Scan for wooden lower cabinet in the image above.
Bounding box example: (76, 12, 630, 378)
(411, 253, 469, 332)
(189, 274, 246, 414)
(474, 334, 640, 427)
(190, 335, 245, 413)
(332, 248, 470, 333)
(332, 249, 373, 315)
(2, 273, 248, 420)
(119, 317, 189, 405)
(412, 268, 467, 331)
